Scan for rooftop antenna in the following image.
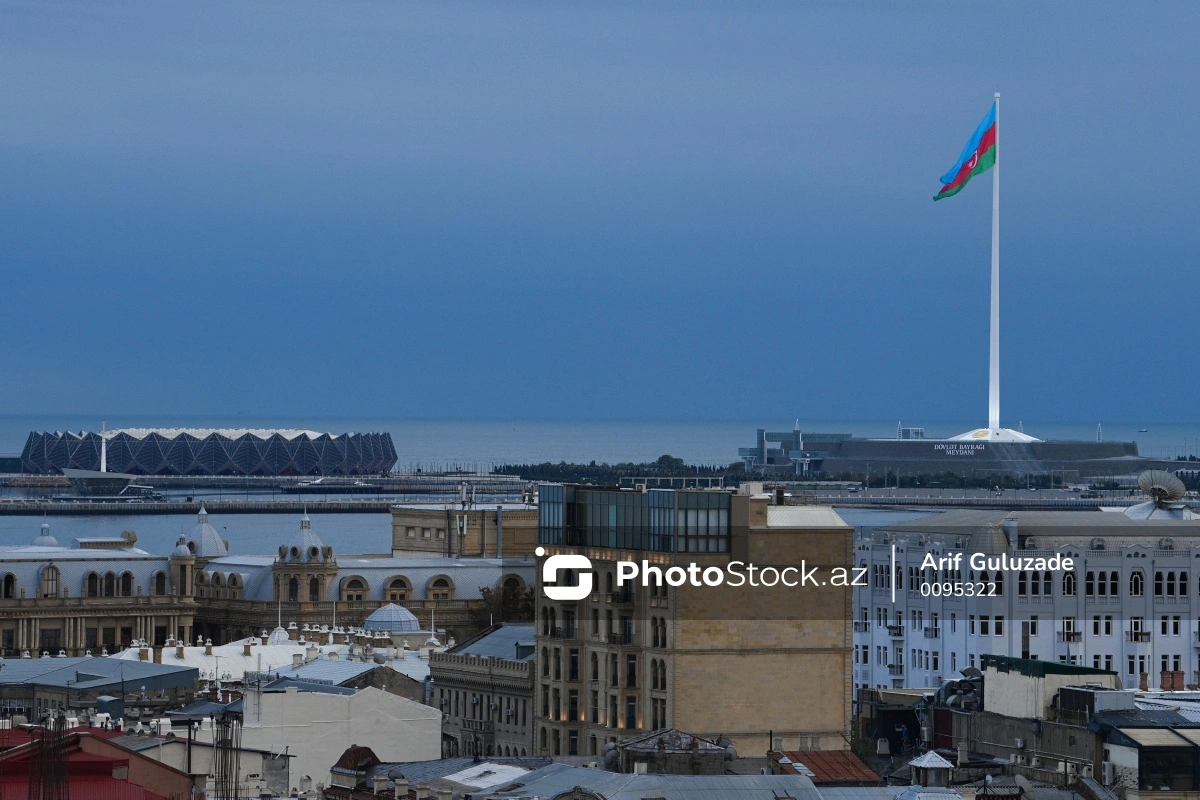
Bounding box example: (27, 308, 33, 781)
(100, 420, 107, 473)
(1097, 423, 1103, 443)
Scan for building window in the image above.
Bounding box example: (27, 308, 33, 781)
(86, 573, 99, 598)
(344, 578, 365, 602)
(430, 578, 452, 600)
(309, 577, 321, 602)
(1155, 571, 1164, 596)
(41, 566, 59, 598)
(154, 572, 167, 596)
(1063, 571, 1076, 596)
(1131, 571, 1144, 596)
(288, 577, 299, 602)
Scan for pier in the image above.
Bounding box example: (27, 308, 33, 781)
(0, 498, 402, 515)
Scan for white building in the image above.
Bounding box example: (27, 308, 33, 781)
(853, 485, 1200, 695)
(239, 683, 441, 791)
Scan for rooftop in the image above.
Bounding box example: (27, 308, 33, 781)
(774, 750, 881, 784)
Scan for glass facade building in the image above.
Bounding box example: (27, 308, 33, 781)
(22, 429, 397, 476)
(538, 484, 730, 553)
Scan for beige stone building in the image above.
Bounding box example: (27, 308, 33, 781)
(0, 523, 197, 655)
(430, 622, 536, 757)
(391, 502, 539, 558)
(534, 484, 853, 758)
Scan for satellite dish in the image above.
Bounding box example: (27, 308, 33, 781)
(1138, 470, 1186, 504)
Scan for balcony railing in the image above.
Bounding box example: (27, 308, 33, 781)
(923, 627, 940, 639)
(1057, 630, 1081, 642)
(607, 632, 634, 646)
(888, 664, 904, 676)
(853, 621, 869, 633)
(549, 627, 578, 641)
(610, 591, 635, 606)
(887, 625, 904, 638)
(1126, 630, 1151, 643)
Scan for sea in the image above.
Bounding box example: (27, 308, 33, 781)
(1, 413, 1197, 555)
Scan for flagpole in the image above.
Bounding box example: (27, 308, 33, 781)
(988, 90, 1001, 433)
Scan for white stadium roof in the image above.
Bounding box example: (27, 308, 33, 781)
(97, 428, 333, 440)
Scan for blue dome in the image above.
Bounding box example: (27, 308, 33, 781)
(364, 603, 421, 634)
(32, 524, 59, 548)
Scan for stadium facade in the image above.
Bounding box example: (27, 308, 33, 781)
(21, 428, 397, 476)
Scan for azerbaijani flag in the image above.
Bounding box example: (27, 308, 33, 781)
(934, 102, 997, 201)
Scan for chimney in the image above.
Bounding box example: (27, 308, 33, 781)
(372, 773, 388, 794)
(306, 644, 319, 662)
(1161, 671, 1171, 691)
(293, 653, 303, 668)
(154, 646, 162, 664)
(414, 785, 430, 799)
(205, 639, 213, 656)
(1140, 671, 1149, 691)
(139, 647, 150, 662)
(436, 789, 452, 800)
(393, 779, 409, 798)
(243, 642, 252, 657)
(176, 644, 185, 660)
(956, 743, 968, 766)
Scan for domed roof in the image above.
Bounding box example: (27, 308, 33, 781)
(266, 626, 291, 645)
(32, 523, 58, 548)
(364, 603, 421, 634)
(171, 535, 193, 558)
(281, 512, 328, 562)
(186, 506, 228, 558)
(968, 523, 1008, 555)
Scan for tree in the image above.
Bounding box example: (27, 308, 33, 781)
(469, 585, 535, 629)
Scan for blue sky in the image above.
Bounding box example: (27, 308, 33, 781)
(2, 1, 1197, 423)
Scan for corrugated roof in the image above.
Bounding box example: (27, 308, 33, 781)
(268, 658, 377, 685)
(776, 750, 881, 783)
(479, 762, 823, 799)
(111, 641, 350, 682)
(1118, 727, 1192, 747)
(767, 506, 849, 529)
(0, 657, 196, 691)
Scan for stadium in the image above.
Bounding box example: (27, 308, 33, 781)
(21, 428, 397, 476)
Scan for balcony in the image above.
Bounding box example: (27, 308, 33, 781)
(607, 631, 634, 646)
(1057, 630, 1081, 643)
(887, 625, 904, 638)
(923, 627, 940, 639)
(549, 626, 578, 641)
(610, 591, 635, 607)
(853, 621, 869, 633)
(888, 664, 904, 676)
(1126, 630, 1151, 643)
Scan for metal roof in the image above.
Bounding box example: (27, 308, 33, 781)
(1119, 727, 1193, 747)
(261, 677, 355, 695)
(767, 506, 850, 529)
(882, 508, 1200, 535)
(478, 763, 823, 799)
(267, 658, 378, 685)
(0, 656, 197, 691)
(101, 428, 329, 440)
(111, 641, 350, 682)
(449, 623, 536, 660)
(775, 750, 881, 783)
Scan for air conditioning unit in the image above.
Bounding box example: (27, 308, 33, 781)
(1103, 762, 1115, 786)
(1067, 762, 1078, 775)
(1029, 757, 1041, 768)
(1082, 765, 1094, 778)
(1015, 737, 1025, 750)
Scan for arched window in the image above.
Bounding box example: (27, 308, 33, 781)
(651, 616, 659, 648)
(120, 571, 133, 597)
(228, 574, 241, 600)
(287, 577, 299, 602)
(86, 573, 100, 598)
(1063, 571, 1076, 596)
(309, 576, 320, 602)
(154, 572, 167, 596)
(1085, 571, 1095, 596)
(194, 572, 207, 599)
(605, 572, 614, 594)
(1043, 571, 1052, 595)
(388, 578, 409, 602)
(1167, 572, 1177, 597)
(659, 619, 667, 649)
(1109, 571, 1118, 597)
(41, 565, 59, 598)
(1097, 570, 1107, 596)
(994, 571, 1004, 596)
(1155, 571, 1164, 597)
(502, 576, 522, 595)
(430, 577, 452, 600)
(1181, 571, 1189, 596)
(1130, 571, 1144, 596)
(211, 573, 224, 600)
(2, 574, 13, 599)
(344, 578, 365, 602)
(103, 573, 116, 597)
(1018, 571, 1027, 596)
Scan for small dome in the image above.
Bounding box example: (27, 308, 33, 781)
(364, 603, 421, 635)
(32, 523, 59, 548)
(266, 627, 290, 645)
(281, 512, 328, 562)
(172, 535, 193, 558)
(186, 506, 228, 558)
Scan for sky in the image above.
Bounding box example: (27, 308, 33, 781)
(1, 1, 1197, 424)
